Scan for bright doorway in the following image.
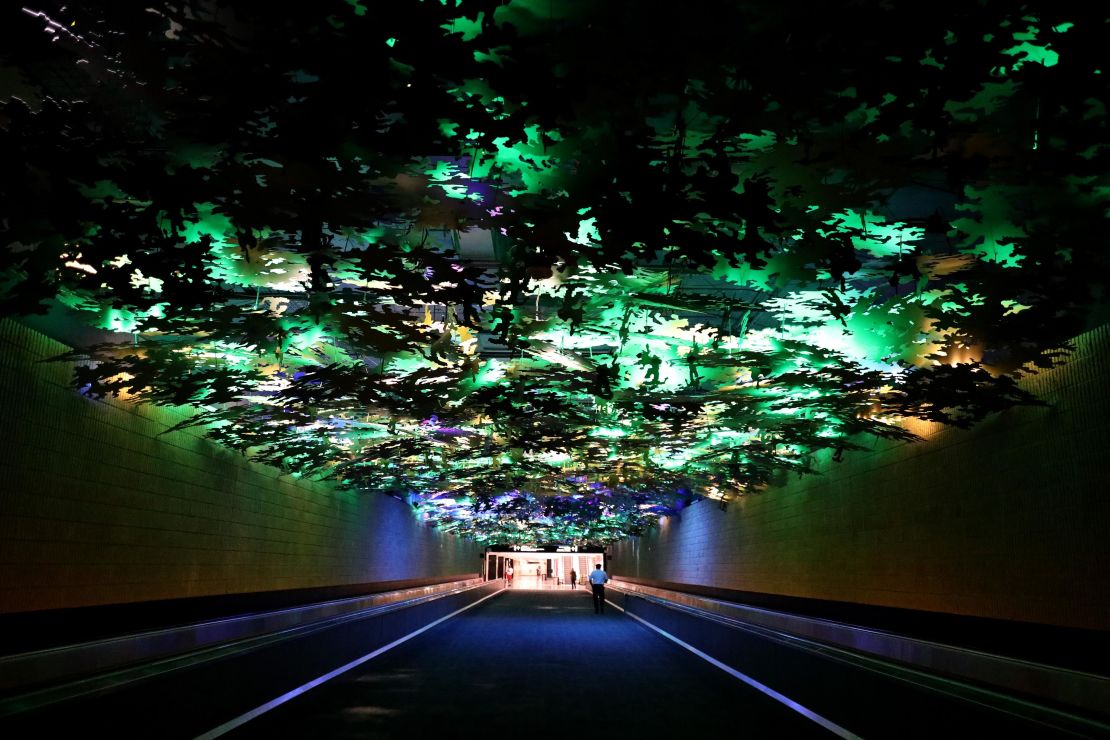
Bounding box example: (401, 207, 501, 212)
(484, 550, 606, 590)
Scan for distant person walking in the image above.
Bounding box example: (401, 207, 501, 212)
(589, 564, 609, 613)
(569, 568, 577, 589)
(506, 564, 514, 587)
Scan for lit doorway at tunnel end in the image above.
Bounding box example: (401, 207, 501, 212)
(482, 545, 607, 591)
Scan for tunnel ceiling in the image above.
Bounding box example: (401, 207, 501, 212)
(1, 1, 1108, 545)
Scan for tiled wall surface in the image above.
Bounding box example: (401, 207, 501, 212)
(0, 320, 480, 613)
(612, 325, 1110, 630)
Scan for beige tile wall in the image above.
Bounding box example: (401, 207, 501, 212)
(612, 324, 1110, 630)
(0, 320, 481, 613)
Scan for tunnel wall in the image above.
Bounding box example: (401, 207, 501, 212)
(611, 324, 1110, 631)
(0, 320, 481, 614)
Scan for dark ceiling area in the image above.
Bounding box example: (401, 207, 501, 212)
(1, 0, 1107, 544)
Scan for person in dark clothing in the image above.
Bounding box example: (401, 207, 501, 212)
(569, 568, 577, 589)
(588, 564, 609, 613)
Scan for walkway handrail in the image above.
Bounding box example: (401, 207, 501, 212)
(609, 579, 1110, 718)
(0, 577, 483, 695)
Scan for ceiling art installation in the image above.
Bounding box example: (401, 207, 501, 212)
(1, 1, 1107, 545)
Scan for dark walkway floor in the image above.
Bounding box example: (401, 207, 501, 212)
(229, 589, 829, 738)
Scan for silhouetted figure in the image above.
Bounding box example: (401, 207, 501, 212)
(569, 568, 577, 589)
(589, 564, 609, 613)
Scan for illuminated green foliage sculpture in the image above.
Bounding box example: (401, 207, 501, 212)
(1, 1, 1107, 544)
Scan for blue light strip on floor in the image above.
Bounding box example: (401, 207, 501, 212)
(606, 599, 861, 739)
(193, 588, 506, 740)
